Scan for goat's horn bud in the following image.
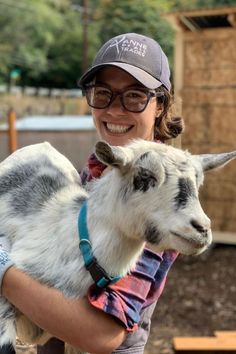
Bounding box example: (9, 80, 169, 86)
(197, 151, 236, 171)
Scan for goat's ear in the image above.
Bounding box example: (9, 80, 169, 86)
(95, 141, 132, 171)
(197, 151, 236, 171)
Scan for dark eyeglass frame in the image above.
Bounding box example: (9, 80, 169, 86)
(82, 84, 165, 113)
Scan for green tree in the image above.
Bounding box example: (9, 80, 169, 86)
(0, 0, 69, 86)
(92, 0, 174, 64)
(0, 0, 235, 88)
(27, 6, 84, 88)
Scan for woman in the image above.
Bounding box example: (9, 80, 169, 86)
(0, 33, 184, 354)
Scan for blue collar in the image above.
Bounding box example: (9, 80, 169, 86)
(78, 201, 121, 288)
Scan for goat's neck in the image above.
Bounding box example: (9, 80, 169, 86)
(86, 175, 145, 277)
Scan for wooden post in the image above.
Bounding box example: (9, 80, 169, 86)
(8, 109, 17, 153)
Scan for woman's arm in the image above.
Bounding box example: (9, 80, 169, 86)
(2, 267, 126, 354)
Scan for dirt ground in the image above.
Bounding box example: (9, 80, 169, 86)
(145, 244, 236, 354)
(16, 244, 236, 354)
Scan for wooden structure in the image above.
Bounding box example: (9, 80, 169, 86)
(173, 331, 236, 353)
(166, 6, 236, 243)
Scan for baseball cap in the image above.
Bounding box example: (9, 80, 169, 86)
(78, 33, 171, 91)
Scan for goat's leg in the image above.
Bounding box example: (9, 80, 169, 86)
(0, 344, 16, 354)
(65, 344, 86, 354)
(37, 338, 65, 354)
(0, 298, 16, 350)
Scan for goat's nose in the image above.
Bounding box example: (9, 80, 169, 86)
(191, 219, 210, 236)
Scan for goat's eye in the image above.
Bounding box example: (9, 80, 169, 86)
(175, 177, 195, 209)
(133, 167, 157, 193)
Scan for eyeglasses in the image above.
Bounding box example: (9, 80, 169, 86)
(83, 84, 164, 113)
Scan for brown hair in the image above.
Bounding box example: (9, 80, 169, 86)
(154, 87, 184, 141)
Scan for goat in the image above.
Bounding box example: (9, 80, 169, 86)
(0, 139, 235, 354)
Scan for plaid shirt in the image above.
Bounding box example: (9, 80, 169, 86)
(81, 153, 178, 332)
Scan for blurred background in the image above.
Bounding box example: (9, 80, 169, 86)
(0, 1, 236, 353)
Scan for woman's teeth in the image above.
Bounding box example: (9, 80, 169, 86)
(106, 123, 131, 133)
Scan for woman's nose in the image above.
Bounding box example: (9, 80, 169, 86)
(107, 94, 125, 114)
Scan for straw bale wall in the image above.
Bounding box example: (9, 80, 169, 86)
(181, 27, 236, 232)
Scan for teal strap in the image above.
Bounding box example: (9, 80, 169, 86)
(78, 202, 93, 267)
(78, 201, 121, 288)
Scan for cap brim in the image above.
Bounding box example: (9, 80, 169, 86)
(79, 62, 163, 90)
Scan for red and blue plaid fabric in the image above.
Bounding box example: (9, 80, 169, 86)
(81, 152, 178, 332)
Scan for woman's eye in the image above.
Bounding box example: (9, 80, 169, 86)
(126, 91, 146, 99)
(96, 88, 111, 96)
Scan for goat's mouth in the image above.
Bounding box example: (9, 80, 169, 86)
(170, 231, 209, 249)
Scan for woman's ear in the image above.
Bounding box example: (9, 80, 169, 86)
(155, 103, 164, 117)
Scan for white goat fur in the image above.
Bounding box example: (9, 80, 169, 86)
(0, 140, 235, 353)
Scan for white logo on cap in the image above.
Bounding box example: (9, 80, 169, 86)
(106, 36, 147, 57)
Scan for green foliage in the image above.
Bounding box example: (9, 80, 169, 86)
(93, 0, 174, 58)
(0, 0, 63, 77)
(0, 0, 82, 87)
(30, 9, 83, 88)
(0, 0, 235, 88)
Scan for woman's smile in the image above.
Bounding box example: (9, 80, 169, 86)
(104, 122, 134, 134)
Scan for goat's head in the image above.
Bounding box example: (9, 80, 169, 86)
(95, 140, 236, 256)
